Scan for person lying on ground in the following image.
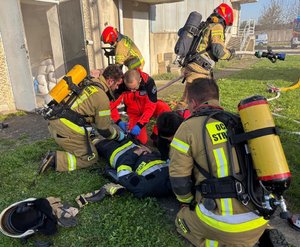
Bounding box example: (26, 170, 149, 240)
(95, 137, 172, 198)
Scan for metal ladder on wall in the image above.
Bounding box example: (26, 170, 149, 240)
(238, 19, 255, 51)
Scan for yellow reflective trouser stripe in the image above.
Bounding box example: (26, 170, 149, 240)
(117, 165, 132, 173)
(205, 239, 218, 247)
(170, 138, 189, 154)
(109, 141, 135, 168)
(67, 152, 76, 171)
(60, 118, 85, 135)
(136, 160, 164, 175)
(128, 57, 144, 70)
(213, 147, 233, 216)
(195, 205, 268, 233)
(99, 110, 111, 117)
(176, 194, 193, 204)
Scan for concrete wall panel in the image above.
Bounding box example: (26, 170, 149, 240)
(0, 0, 36, 111)
(0, 34, 16, 113)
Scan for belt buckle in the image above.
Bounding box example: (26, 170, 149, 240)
(235, 181, 243, 194)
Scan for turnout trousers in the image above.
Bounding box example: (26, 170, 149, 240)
(48, 121, 98, 172)
(175, 206, 267, 247)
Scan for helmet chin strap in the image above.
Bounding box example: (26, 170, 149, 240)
(209, 13, 225, 26)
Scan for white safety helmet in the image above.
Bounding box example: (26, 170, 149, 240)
(0, 198, 45, 238)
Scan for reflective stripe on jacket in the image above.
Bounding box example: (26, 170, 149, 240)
(169, 100, 268, 232)
(197, 23, 231, 61)
(56, 78, 120, 140)
(115, 35, 144, 69)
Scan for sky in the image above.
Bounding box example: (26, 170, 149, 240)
(240, 0, 299, 22)
(240, 0, 270, 21)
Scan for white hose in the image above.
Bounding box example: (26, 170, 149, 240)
(272, 112, 300, 124)
(157, 75, 184, 92)
(267, 91, 281, 101)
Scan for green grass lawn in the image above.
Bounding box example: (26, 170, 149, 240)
(0, 56, 300, 246)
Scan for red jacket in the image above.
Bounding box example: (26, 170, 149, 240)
(111, 71, 157, 128)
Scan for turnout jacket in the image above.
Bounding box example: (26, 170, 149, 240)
(49, 76, 122, 140)
(111, 71, 158, 129)
(115, 34, 144, 70)
(169, 100, 268, 233)
(187, 22, 232, 73)
(96, 139, 169, 177)
(96, 139, 171, 198)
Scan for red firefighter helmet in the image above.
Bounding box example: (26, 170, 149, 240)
(214, 3, 234, 26)
(101, 26, 118, 44)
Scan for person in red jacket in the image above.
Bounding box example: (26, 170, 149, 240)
(111, 69, 171, 144)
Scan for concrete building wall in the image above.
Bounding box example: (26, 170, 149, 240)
(149, 0, 241, 74)
(0, 33, 16, 113)
(256, 29, 293, 43)
(97, 0, 119, 67)
(21, 3, 52, 72)
(150, 32, 178, 75)
(82, 0, 102, 71)
(0, 0, 36, 112)
(47, 5, 65, 77)
(123, 0, 150, 73)
(150, 0, 233, 33)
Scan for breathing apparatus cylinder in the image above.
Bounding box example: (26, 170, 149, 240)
(174, 11, 202, 57)
(49, 65, 87, 103)
(238, 95, 291, 196)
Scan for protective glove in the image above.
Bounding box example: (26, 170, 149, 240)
(118, 121, 128, 132)
(130, 125, 141, 136)
(228, 48, 236, 60)
(117, 131, 125, 141)
(75, 183, 125, 208)
(103, 183, 126, 196)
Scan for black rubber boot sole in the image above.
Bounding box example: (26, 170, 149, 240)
(258, 229, 289, 247)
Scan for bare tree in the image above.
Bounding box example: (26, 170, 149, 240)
(258, 0, 300, 26)
(258, 0, 284, 28)
(282, 0, 300, 23)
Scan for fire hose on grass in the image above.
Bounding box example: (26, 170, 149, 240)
(157, 75, 184, 92)
(158, 48, 285, 93)
(236, 47, 286, 63)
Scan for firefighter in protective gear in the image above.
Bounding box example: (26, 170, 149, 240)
(101, 26, 145, 70)
(95, 138, 172, 198)
(111, 69, 171, 144)
(39, 65, 125, 173)
(169, 79, 268, 247)
(183, 3, 235, 83)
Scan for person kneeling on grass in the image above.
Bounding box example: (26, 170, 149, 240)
(95, 137, 172, 198)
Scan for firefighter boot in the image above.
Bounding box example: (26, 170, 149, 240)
(258, 229, 289, 247)
(38, 151, 56, 175)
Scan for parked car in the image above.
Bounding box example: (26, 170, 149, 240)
(255, 33, 268, 47)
